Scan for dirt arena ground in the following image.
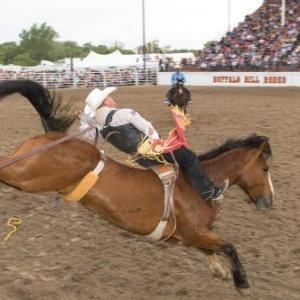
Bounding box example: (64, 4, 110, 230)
(0, 85, 299, 300)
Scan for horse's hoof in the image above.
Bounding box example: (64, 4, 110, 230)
(237, 279, 250, 289)
(233, 270, 249, 289)
(238, 287, 251, 296)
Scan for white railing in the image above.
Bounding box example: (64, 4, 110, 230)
(0, 67, 158, 88)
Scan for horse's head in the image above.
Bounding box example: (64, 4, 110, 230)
(169, 82, 191, 112)
(236, 136, 274, 210)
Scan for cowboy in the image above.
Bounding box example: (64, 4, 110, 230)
(163, 64, 187, 106)
(79, 87, 228, 205)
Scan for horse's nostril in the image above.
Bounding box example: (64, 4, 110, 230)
(256, 197, 272, 210)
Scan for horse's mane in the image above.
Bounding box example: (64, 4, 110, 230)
(198, 134, 272, 161)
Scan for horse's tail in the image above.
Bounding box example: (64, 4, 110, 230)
(0, 79, 76, 133)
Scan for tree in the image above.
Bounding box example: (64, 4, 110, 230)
(82, 43, 94, 54)
(0, 42, 23, 64)
(13, 53, 36, 66)
(19, 23, 58, 64)
(93, 44, 110, 54)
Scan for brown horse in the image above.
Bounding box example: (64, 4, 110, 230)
(0, 80, 274, 290)
(168, 81, 191, 113)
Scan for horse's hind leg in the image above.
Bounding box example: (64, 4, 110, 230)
(207, 252, 227, 279)
(181, 229, 249, 289)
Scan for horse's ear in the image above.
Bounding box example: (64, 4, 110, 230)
(259, 140, 272, 161)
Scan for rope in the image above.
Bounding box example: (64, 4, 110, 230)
(0, 127, 94, 171)
(3, 217, 22, 242)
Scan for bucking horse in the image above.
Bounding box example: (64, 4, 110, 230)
(0, 80, 274, 290)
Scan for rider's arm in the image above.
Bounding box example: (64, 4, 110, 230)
(124, 109, 160, 140)
(79, 105, 97, 141)
(182, 72, 186, 83)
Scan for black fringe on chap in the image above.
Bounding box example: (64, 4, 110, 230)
(0, 79, 76, 132)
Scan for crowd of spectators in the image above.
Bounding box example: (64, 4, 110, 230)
(193, 0, 299, 71)
(0, 67, 157, 89)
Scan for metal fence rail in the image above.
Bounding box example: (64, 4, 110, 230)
(0, 67, 158, 88)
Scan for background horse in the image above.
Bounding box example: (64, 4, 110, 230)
(168, 80, 191, 113)
(0, 80, 274, 290)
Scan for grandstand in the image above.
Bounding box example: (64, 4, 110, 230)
(192, 0, 299, 71)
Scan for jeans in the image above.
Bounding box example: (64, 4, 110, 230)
(136, 147, 216, 199)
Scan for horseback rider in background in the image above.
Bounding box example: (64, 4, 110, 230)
(163, 64, 187, 106)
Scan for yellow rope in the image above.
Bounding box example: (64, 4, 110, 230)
(124, 156, 140, 167)
(3, 217, 22, 242)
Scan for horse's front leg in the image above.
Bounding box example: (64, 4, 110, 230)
(220, 243, 249, 289)
(180, 229, 249, 289)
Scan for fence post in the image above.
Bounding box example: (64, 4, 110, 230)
(43, 72, 47, 87)
(102, 70, 106, 88)
(72, 71, 76, 88)
(135, 69, 139, 86)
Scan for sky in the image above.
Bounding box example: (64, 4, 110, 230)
(1, 0, 264, 50)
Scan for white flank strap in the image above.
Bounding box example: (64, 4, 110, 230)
(158, 170, 176, 180)
(93, 160, 105, 175)
(146, 220, 168, 241)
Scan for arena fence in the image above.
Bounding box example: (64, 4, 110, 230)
(0, 67, 157, 88)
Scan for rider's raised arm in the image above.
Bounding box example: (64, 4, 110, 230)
(79, 104, 97, 141)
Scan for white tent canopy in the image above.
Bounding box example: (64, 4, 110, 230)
(72, 50, 195, 69)
(0, 50, 196, 72)
(74, 50, 140, 68)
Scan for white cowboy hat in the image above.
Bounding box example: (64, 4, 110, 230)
(175, 64, 182, 69)
(85, 87, 117, 111)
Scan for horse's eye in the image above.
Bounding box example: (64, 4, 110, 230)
(263, 167, 269, 173)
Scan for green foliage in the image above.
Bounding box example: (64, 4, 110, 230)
(0, 22, 197, 66)
(0, 42, 24, 64)
(12, 53, 37, 66)
(19, 23, 58, 62)
(52, 41, 85, 60)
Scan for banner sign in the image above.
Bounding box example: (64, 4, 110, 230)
(158, 72, 300, 87)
